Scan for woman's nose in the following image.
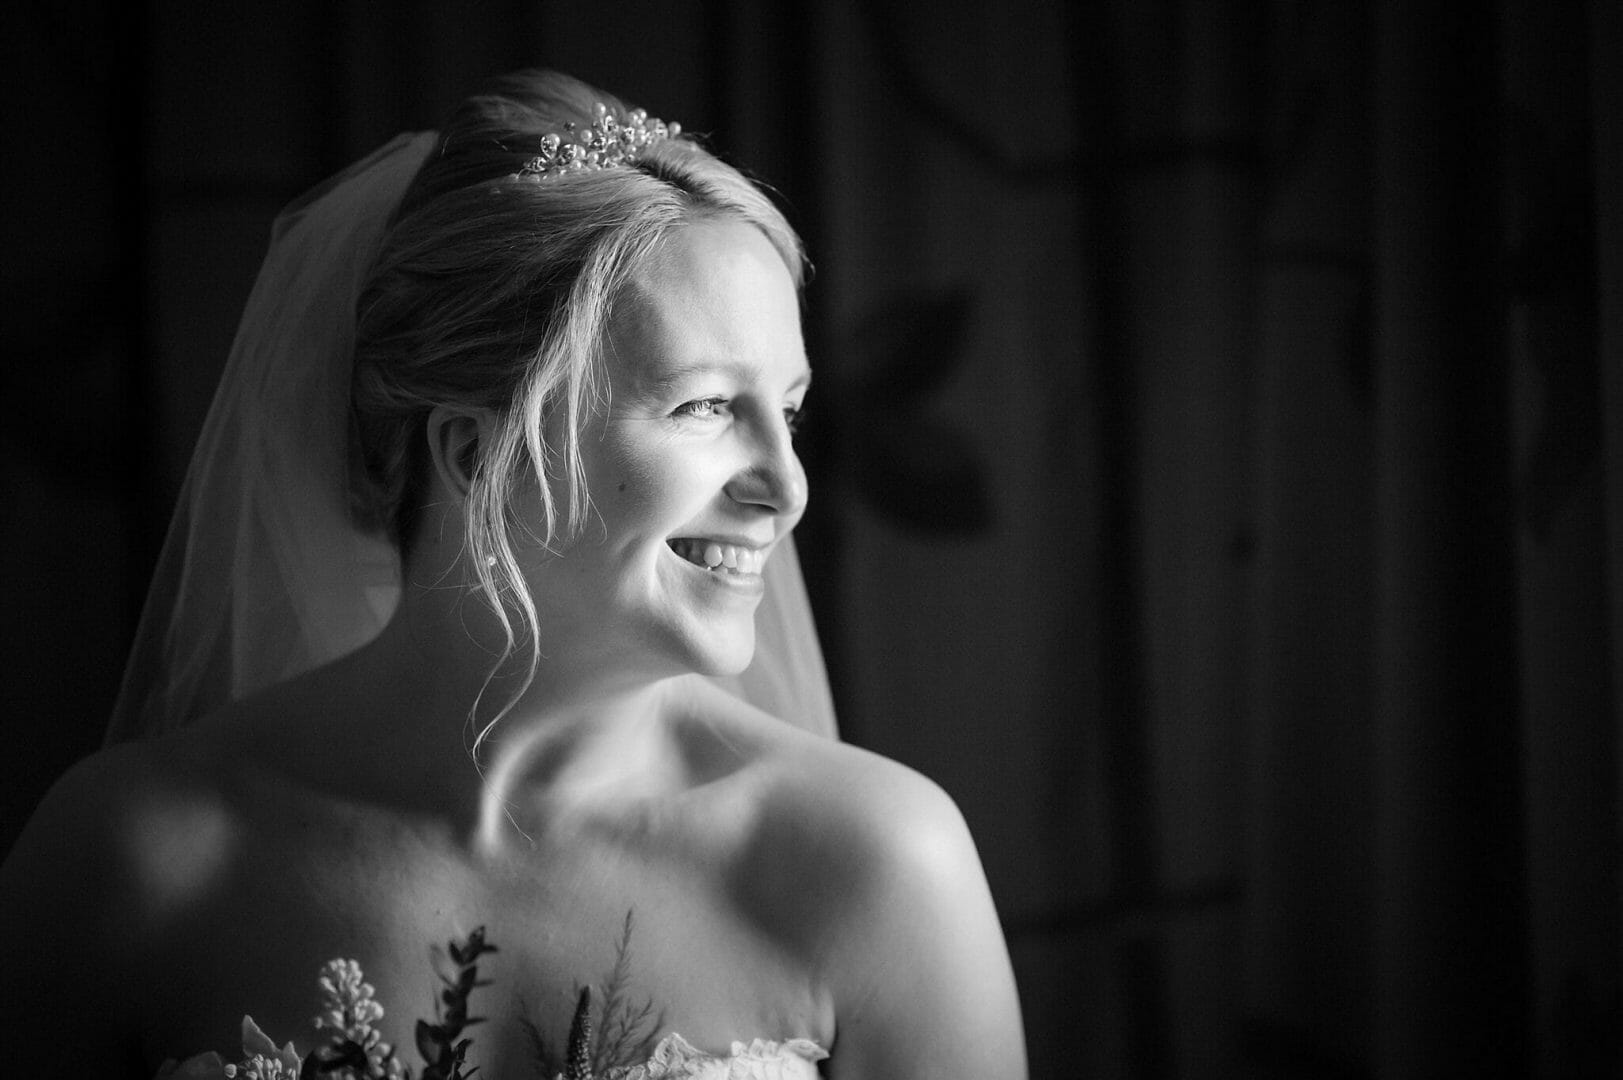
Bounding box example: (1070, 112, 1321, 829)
(725, 421, 808, 519)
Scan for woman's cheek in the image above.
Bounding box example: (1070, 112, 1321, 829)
(601, 456, 670, 518)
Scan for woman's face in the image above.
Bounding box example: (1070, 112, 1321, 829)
(527, 217, 809, 680)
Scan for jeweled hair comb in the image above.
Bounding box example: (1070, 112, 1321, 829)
(511, 102, 682, 181)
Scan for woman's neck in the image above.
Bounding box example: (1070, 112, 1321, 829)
(326, 579, 695, 848)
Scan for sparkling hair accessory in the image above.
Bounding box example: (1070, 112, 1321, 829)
(512, 102, 682, 181)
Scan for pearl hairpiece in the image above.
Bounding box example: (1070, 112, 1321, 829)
(511, 102, 682, 181)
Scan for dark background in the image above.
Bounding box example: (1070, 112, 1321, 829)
(3, 1, 1620, 1077)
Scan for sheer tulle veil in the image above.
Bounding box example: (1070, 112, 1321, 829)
(106, 131, 837, 745)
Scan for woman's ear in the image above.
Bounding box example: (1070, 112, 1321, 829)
(425, 405, 494, 501)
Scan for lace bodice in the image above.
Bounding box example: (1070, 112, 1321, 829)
(599, 1033, 826, 1079)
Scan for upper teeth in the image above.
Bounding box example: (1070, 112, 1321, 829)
(669, 539, 765, 574)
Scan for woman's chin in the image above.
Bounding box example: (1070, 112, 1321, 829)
(666, 620, 757, 680)
(692, 635, 757, 679)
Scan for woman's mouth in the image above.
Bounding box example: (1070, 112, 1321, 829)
(667, 538, 766, 575)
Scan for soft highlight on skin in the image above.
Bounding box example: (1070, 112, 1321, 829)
(349, 71, 807, 757)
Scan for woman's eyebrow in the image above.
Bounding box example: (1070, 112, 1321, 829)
(641, 360, 725, 392)
(641, 359, 813, 393)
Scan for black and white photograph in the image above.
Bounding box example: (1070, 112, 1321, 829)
(1, 3, 1618, 1077)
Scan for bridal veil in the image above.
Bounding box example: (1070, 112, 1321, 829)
(107, 130, 837, 744)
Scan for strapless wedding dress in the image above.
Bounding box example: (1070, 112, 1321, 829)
(596, 1033, 826, 1079)
(153, 940, 828, 1079)
(157, 1030, 826, 1079)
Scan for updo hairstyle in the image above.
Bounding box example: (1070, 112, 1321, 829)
(351, 69, 805, 686)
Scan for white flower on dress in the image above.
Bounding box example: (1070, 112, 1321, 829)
(154, 1016, 300, 1080)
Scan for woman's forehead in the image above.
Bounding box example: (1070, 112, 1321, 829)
(608, 220, 807, 383)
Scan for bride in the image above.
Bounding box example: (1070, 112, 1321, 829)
(0, 70, 1026, 1079)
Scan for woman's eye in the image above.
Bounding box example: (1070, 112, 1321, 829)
(674, 397, 726, 420)
(784, 405, 806, 435)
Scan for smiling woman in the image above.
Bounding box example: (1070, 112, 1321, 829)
(522, 218, 811, 681)
(0, 70, 1026, 1079)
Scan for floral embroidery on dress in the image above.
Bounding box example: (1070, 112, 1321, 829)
(599, 1034, 826, 1080)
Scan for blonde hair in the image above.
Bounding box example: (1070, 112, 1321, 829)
(351, 70, 805, 746)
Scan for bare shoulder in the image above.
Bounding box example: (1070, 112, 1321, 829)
(6, 738, 187, 881)
(676, 688, 967, 887)
(1, 733, 240, 944)
(720, 720, 1026, 1078)
(0, 733, 239, 1070)
(749, 727, 1025, 1071)
(760, 729, 973, 882)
